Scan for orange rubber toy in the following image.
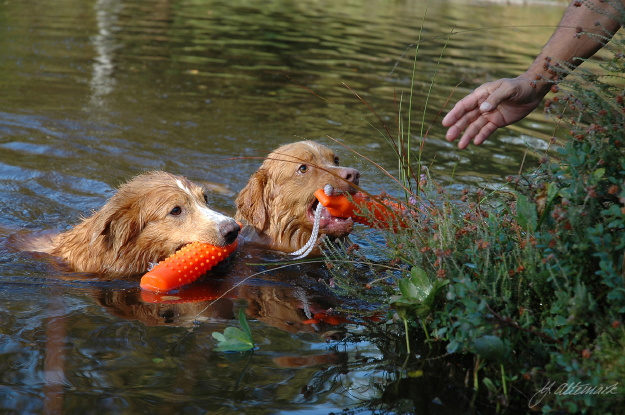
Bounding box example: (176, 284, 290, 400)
(140, 240, 238, 293)
(314, 189, 407, 229)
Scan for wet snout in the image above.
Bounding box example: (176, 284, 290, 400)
(339, 167, 360, 185)
(336, 167, 360, 193)
(220, 220, 241, 245)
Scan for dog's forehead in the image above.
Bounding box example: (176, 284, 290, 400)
(279, 142, 334, 163)
(176, 178, 194, 194)
(303, 142, 334, 159)
(174, 178, 206, 199)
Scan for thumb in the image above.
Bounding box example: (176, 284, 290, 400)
(478, 84, 515, 113)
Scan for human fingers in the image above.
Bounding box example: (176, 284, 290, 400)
(445, 105, 483, 141)
(457, 116, 487, 149)
(441, 91, 482, 127)
(477, 79, 522, 114)
(473, 123, 499, 145)
(457, 120, 499, 149)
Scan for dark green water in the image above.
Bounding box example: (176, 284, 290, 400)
(0, 0, 566, 413)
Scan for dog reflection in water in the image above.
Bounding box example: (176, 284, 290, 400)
(96, 272, 345, 333)
(95, 274, 349, 369)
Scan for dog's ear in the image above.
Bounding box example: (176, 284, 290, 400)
(236, 169, 269, 232)
(91, 204, 145, 254)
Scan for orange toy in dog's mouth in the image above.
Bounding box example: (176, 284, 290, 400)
(140, 240, 238, 293)
(313, 187, 408, 229)
(307, 198, 354, 235)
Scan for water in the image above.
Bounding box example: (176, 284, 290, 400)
(0, 0, 567, 413)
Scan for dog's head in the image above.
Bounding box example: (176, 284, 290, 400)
(235, 141, 360, 252)
(56, 171, 240, 275)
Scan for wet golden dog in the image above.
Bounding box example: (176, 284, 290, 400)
(235, 141, 360, 254)
(22, 171, 240, 276)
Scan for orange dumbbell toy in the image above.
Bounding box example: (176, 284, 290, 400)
(140, 239, 238, 293)
(314, 187, 407, 229)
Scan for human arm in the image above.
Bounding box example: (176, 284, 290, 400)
(442, 0, 623, 149)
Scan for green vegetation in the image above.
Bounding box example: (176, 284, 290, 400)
(323, 2, 625, 412)
(212, 309, 255, 352)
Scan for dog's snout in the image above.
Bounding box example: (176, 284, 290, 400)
(340, 168, 360, 185)
(220, 220, 241, 245)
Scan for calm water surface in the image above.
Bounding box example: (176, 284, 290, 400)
(0, 0, 567, 413)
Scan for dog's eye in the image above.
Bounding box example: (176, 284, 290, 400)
(334, 156, 340, 166)
(298, 165, 308, 173)
(203, 194, 209, 204)
(170, 206, 182, 216)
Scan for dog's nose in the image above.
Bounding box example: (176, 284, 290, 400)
(220, 220, 241, 245)
(340, 168, 360, 185)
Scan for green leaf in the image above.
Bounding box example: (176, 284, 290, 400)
(211, 310, 255, 352)
(410, 266, 429, 288)
(429, 280, 449, 301)
(472, 335, 505, 362)
(482, 377, 497, 394)
(413, 304, 432, 317)
(593, 167, 605, 181)
(536, 183, 560, 228)
(446, 339, 460, 353)
(398, 277, 423, 301)
(238, 309, 253, 341)
(392, 267, 449, 318)
(515, 193, 537, 231)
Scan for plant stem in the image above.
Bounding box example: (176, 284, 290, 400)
(471, 356, 482, 408)
(420, 318, 430, 342)
(501, 363, 508, 400)
(403, 317, 411, 355)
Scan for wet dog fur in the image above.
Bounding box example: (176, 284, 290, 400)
(21, 171, 240, 276)
(235, 141, 360, 254)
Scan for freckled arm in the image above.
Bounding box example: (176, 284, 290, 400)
(523, 0, 622, 96)
(443, 0, 623, 148)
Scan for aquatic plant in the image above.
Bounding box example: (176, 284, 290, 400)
(212, 309, 254, 352)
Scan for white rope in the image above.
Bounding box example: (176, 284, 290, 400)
(290, 201, 323, 259)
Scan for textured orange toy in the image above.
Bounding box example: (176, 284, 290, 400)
(314, 189, 407, 229)
(140, 240, 238, 293)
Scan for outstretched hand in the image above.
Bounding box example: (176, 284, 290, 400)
(442, 76, 547, 149)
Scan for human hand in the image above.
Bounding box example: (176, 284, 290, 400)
(442, 76, 547, 149)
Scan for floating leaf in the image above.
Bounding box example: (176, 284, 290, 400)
(212, 309, 254, 352)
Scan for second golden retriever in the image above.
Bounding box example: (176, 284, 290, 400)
(21, 171, 240, 277)
(235, 141, 360, 255)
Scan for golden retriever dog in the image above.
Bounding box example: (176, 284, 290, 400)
(235, 141, 360, 255)
(20, 171, 240, 276)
